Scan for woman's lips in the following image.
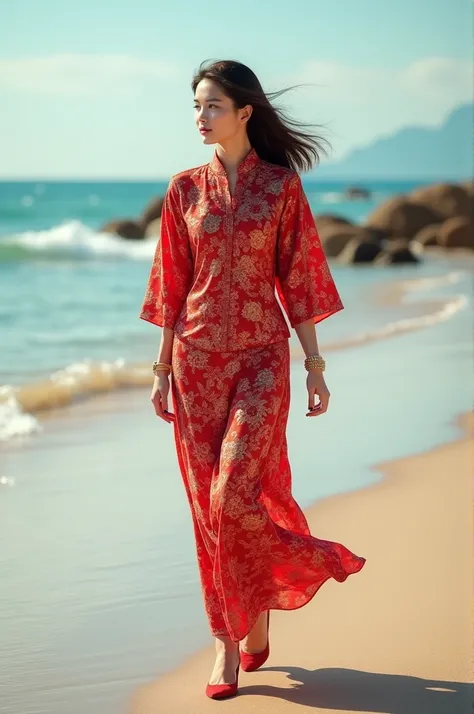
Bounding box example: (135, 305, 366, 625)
(199, 128, 211, 134)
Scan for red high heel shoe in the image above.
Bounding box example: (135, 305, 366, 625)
(240, 610, 270, 672)
(205, 652, 240, 700)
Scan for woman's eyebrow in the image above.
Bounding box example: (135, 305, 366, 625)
(193, 97, 223, 103)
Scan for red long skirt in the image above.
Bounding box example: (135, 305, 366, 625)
(170, 336, 366, 643)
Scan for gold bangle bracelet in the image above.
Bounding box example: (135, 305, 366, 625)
(304, 354, 325, 372)
(152, 361, 172, 375)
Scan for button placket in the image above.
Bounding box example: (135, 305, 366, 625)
(220, 174, 234, 350)
(222, 173, 244, 350)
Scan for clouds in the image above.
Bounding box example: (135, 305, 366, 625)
(0, 52, 471, 176)
(0, 54, 181, 96)
(3, 53, 471, 106)
(294, 57, 472, 103)
(400, 56, 473, 102)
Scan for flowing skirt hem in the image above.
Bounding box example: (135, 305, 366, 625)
(216, 554, 367, 642)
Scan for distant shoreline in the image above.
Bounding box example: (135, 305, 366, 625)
(0, 175, 470, 183)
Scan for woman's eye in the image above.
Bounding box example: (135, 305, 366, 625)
(193, 103, 217, 109)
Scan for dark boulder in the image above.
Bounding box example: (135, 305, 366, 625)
(461, 181, 474, 221)
(319, 224, 370, 258)
(344, 186, 371, 200)
(100, 219, 145, 240)
(413, 224, 440, 248)
(438, 217, 474, 249)
(338, 238, 382, 264)
(410, 183, 471, 220)
(375, 240, 420, 265)
(365, 196, 440, 239)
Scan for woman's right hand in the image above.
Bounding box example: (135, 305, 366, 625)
(151, 373, 175, 423)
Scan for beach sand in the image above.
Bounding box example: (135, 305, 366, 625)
(129, 413, 473, 714)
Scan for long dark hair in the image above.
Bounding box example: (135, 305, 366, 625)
(191, 59, 330, 172)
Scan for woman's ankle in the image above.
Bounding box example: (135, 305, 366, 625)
(241, 611, 268, 652)
(214, 634, 238, 651)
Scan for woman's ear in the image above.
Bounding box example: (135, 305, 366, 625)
(240, 105, 253, 123)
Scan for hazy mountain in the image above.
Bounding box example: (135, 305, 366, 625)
(313, 104, 473, 180)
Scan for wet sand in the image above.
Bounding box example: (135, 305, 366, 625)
(129, 414, 473, 714)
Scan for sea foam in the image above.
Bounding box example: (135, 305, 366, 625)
(0, 221, 157, 262)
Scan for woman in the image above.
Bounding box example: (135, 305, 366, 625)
(139, 59, 366, 700)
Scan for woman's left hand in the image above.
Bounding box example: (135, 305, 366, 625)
(305, 370, 330, 417)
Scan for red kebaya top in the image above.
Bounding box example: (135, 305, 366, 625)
(139, 147, 343, 352)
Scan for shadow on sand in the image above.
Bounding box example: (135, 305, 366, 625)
(243, 666, 472, 713)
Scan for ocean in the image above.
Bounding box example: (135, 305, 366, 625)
(0, 178, 472, 714)
(0, 177, 451, 440)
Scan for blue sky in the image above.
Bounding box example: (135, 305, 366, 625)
(1, 0, 472, 178)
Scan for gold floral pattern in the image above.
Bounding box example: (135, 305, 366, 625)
(170, 336, 366, 642)
(249, 229, 266, 250)
(242, 301, 264, 322)
(209, 259, 222, 277)
(139, 147, 344, 352)
(202, 213, 222, 233)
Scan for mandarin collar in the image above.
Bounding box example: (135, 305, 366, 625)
(209, 147, 260, 178)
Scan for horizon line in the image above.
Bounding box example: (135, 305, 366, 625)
(0, 174, 470, 183)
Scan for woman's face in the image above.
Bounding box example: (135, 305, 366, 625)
(194, 78, 250, 146)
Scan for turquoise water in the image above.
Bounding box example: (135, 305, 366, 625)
(0, 178, 425, 236)
(0, 178, 431, 385)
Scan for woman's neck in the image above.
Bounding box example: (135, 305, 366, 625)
(216, 138, 252, 175)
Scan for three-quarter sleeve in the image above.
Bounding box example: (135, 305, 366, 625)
(139, 177, 193, 329)
(275, 172, 344, 328)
